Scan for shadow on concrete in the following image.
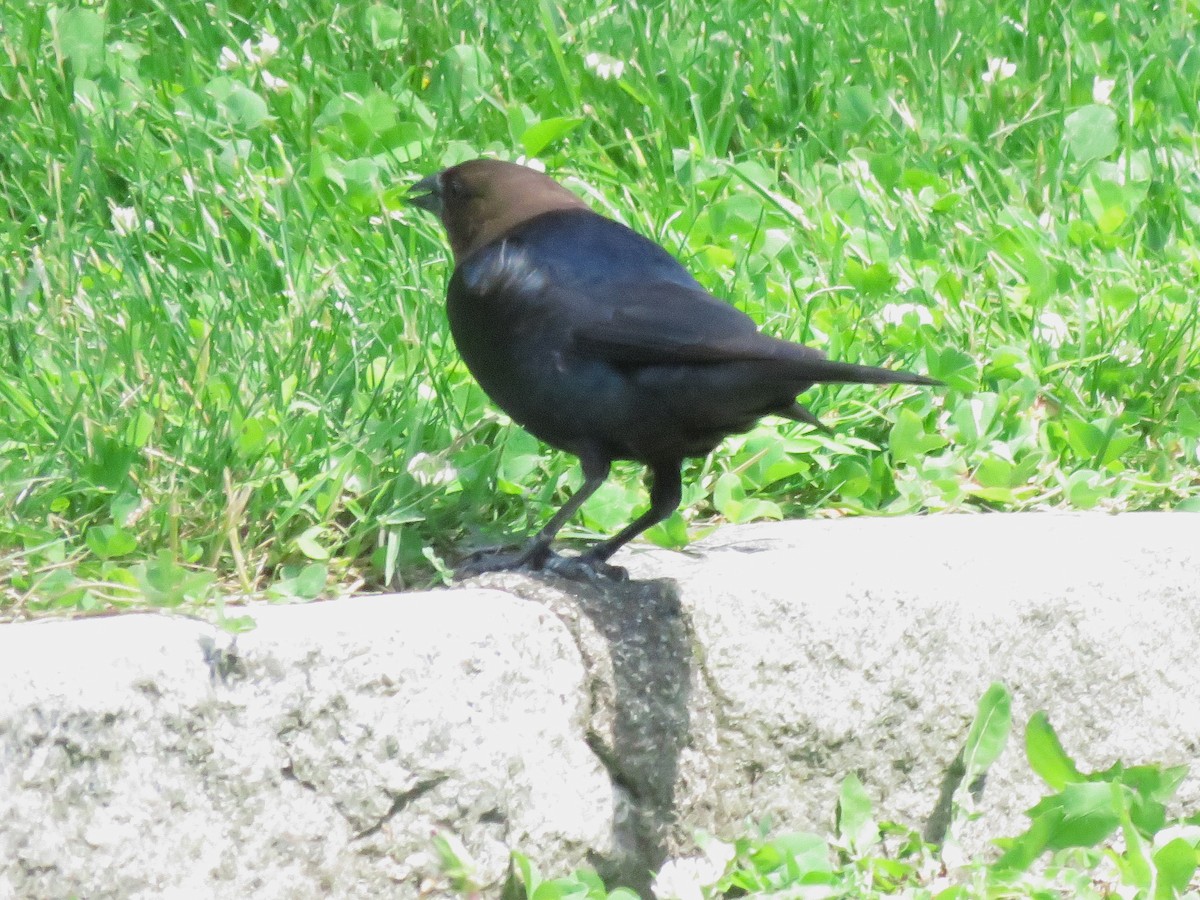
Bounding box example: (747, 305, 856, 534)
(493, 573, 692, 898)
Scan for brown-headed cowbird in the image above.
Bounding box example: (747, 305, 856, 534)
(410, 159, 939, 581)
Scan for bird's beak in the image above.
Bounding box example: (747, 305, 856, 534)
(407, 173, 442, 215)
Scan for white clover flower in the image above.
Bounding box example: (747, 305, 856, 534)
(1093, 76, 1116, 105)
(1034, 311, 1070, 347)
(880, 302, 934, 327)
(109, 203, 139, 236)
(982, 57, 1016, 84)
(256, 32, 280, 61)
(1112, 341, 1143, 365)
(651, 858, 710, 900)
(241, 35, 273, 66)
(585, 52, 625, 80)
(652, 841, 733, 900)
(218, 46, 240, 70)
(516, 156, 547, 173)
(261, 70, 289, 93)
(407, 452, 457, 487)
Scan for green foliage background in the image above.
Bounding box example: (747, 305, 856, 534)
(2, 0, 1198, 614)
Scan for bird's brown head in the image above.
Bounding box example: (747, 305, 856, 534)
(408, 159, 589, 260)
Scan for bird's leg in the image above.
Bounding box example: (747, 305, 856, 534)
(510, 455, 611, 567)
(456, 454, 611, 578)
(544, 461, 683, 582)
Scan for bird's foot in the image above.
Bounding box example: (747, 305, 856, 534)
(455, 544, 626, 583)
(542, 552, 628, 584)
(455, 543, 550, 579)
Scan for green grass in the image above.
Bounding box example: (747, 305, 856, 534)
(2, 0, 1199, 616)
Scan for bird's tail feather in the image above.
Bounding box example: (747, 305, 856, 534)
(792, 357, 942, 387)
(776, 360, 939, 433)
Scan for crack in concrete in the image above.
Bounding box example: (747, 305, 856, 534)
(584, 729, 644, 802)
(280, 760, 319, 794)
(351, 775, 451, 842)
(446, 572, 687, 896)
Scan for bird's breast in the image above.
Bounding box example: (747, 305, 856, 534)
(445, 261, 601, 447)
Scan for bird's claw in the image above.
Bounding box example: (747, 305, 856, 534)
(454, 545, 542, 579)
(541, 553, 628, 583)
(455, 545, 626, 583)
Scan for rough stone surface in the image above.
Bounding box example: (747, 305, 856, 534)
(1, 592, 612, 899)
(620, 512, 1200, 860)
(2, 512, 1199, 897)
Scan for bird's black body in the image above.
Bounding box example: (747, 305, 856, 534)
(451, 208, 801, 461)
(411, 159, 939, 580)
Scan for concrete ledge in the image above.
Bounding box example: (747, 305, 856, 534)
(2, 592, 611, 898)
(2, 512, 1199, 897)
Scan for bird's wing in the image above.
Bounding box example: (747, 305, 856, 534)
(457, 208, 830, 369)
(571, 280, 827, 367)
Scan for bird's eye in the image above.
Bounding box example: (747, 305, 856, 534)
(444, 175, 466, 199)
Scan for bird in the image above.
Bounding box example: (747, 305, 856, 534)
(409, 158, 940, 581)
